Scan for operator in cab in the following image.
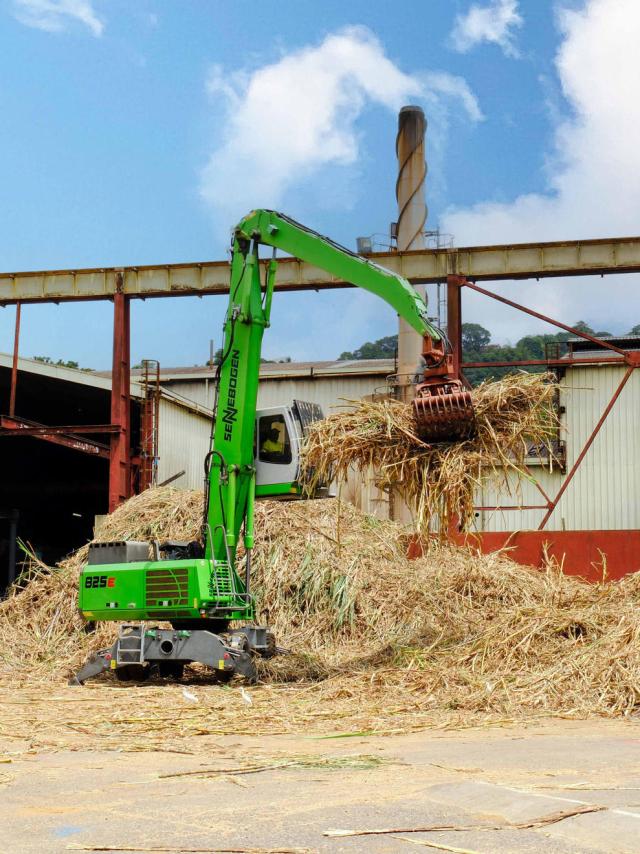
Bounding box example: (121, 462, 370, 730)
(261, 425, 285, 455)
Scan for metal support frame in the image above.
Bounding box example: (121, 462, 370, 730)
(475, 505, 548, 511)
(9, 303, 20, 417)
(464, 281, 629, 357)
(3, 232, 639, 566)
(445, 278, 640, 562)
(3, 288, 135, 510)
(0, 415, 113, 458)
(462, 356, 627, 369)
(109, 280, 132, 512)
(0, 418, 119, 437)
(139, 359, 160, 491)
(6, 234, 640, 305)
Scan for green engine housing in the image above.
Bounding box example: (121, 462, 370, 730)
(79, 557, 253, 624)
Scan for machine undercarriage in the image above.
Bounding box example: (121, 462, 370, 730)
(71, 622, 274, 685)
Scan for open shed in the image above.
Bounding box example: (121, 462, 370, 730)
(0, 355, 211, 591)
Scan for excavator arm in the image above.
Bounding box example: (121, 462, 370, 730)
(206, 210, 474, 576)
(235, 209, 439, 338)
(234, 210, 475, 442)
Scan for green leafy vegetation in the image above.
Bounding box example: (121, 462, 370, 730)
(33, 356, 93, 372)
(339, 335, 398, 361)
(336, 321, 635, 385)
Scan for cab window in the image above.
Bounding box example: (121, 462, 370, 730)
(258, 415, 292, 464)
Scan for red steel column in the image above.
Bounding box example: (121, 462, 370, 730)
(446, 275, 464, 380)
(109, 275, 131, 512)
(9, 303, 21, 417)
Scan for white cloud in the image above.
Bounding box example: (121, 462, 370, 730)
(422, 71, 484, 123)
(200, 26, 482, 228)
(450, 0, 523, 58)
(443, 0, 640, 341)
(12, 0, 104, 36)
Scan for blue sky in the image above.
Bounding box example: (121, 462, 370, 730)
(1, 0, 638, 368)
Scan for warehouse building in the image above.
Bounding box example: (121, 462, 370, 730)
(3, 342, 638, 591)
(133, 346, 640, 534)
(154, 347, 640, 536)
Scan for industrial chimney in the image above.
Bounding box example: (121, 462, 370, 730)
(395, 105, 427, 402)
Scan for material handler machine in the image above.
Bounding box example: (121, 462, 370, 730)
(73, 211, 474, 684)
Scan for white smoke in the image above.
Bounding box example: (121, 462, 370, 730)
(200, 26, 482, 228)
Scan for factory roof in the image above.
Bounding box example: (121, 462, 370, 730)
(568, 335, 640, 350)
(0, 353, 213, 417)
(0, 352, 116, 391)
(96, 358, 397, 382)
(563, 335, 640, 362)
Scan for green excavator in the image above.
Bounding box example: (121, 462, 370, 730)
(72, 210, 474, 684)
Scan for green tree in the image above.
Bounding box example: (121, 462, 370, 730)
(338, 320, 626, 386)
(461, 323, 491, 353)
(34, 356, 91, 371)
(339, 335, 398, 360)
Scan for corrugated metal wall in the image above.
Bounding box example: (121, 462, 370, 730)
(167, 380, 215, 410)
(158, 374, 389, 502)
(166, 375, 388, 416)
(478, 364, 640, 531)
(156, 399, 211, 490)
(256, 376, 387, 415)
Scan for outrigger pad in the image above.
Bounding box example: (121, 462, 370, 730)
(69, 647, 114, 685)
(232, 651, 257, 684)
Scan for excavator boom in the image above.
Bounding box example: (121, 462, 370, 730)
(235, 210, 438, 338)
(235, 210, 475, 443)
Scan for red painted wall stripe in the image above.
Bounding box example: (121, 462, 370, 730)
(450, 530, 640, 582)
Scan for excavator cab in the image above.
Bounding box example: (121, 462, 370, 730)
(255, 400, 327, 498)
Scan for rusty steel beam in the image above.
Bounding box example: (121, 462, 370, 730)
(0, 419, 118, 436)
(0, 416, 110, 458)
(3, 235, 640, 304)
(447, 275, 466, 385)
(523, 464, 554, 506)
(475, 505, 548, 511)
(109, 283, 132, 512)
(464, 281, 629, 357)
(9, 303, 20, 416)
(461, 357, 628, 368)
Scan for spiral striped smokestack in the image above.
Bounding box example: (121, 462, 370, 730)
(396, 106, 427, 250)
(395, 106, 427, 402)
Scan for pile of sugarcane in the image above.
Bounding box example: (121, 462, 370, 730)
(300, 372, 559, 531)
(2, 488, 640, 736)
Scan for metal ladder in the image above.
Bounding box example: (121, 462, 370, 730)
(116, 624, 146, 665)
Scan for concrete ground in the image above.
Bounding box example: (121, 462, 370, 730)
(1, 718, 640, 853)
